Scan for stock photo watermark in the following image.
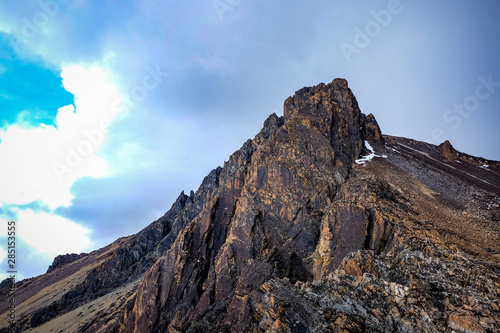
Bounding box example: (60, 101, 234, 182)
(427, 74, 499, 144)
(213, 0, 243, 21)
(6, 221, 17, 326)
(340, 0, 406, 64)
(51, 65, 168, 181)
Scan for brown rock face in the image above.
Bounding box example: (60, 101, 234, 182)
(438, 140, 458, 161)
(447, 314, 486, 333)
(364, 113, 384, 144)
(2, 79, 499, 333)
(120, 78, 383, 332)
(313, 178, 398, 280)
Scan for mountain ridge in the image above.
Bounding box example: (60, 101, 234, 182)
(1, 78, 499, 333)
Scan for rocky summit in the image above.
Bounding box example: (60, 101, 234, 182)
(1, 79, 499, 333)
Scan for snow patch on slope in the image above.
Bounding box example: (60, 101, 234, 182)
(355, 141, 386, 165)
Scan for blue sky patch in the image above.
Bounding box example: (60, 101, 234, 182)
(0, 33, 74, 127)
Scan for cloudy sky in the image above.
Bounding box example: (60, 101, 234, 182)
(0, 0, 499, 280)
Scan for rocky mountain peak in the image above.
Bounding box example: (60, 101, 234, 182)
(438, 139, 458, 161)
(282, 78, 383, 174)
(1, 79, 499, 333)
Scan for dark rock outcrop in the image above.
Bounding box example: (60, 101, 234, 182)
(438, 140, 458, 161)
(47, 253, 88, 273)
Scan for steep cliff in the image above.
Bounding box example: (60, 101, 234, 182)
(1, 79, 499, 333)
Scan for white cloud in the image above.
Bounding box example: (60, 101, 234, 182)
(0, 60, 126, 279)
(0, 122, 71, 208)
(0, 246, 5, 265)
(0, 63, 124, 209)
(0, 213, 91, 282)
(17, 209, 92, 257)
